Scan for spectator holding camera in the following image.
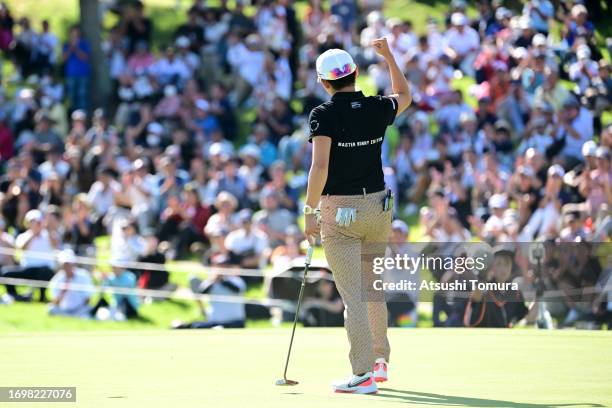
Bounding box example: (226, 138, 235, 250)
(1, 209, 57, 302)
(464, 246, 529, 328)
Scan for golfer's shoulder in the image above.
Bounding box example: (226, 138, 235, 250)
(308, 101, 335, 120)
(368, 94, 397, 107)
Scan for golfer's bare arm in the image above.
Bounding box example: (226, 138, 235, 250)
(383, 50, 411, 115)
(305, 136, 331, 208)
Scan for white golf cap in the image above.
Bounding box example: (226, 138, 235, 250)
(57, 248, 77, 265)
(25, 209, 43, 224)
(239, 144, 261, 160)
(175, 36, 190, 48)
(195, 98, 210, 112)
(489, 194, 508, 209)
(451, 12, 467, 26)
(582, 140, 597, 157)
(391, 219, 409, 234)
(146, 122, 164, 134)
(532, 33, 547, 47)
(577, 45, 591, 60)
(518, 165, 535, 178)
(316, 49, 357, 81)
(547, 164, 565, 178)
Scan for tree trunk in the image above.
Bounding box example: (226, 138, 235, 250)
(79, 0, 109, 111)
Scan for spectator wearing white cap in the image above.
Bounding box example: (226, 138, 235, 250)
(174, 35, 199, 74)
(444, 12, 480, 77)
(238, 144, 264, 191)
(522, 165, 568, 240)
(86, 167, 121, 228)
(531, 33, 556, 69)
(554, 96, 593, 168)
(202, 191, 239, 260)
(222, 208, 269, 272)
(482, 193, 508, 241)
(582, 140, 598, 170)
(48, 249, 93, 318)
(191, 98, 221, 141)
(564, 4, 595, 49)
(1, 209, 57, 302)
(569, 45, 599, 95)
(226, 33, 265, 104)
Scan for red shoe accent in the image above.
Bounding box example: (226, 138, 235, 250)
(374, 377, 387, 383)
(374, 363, 387, 372)
(360, 377, 373, 387)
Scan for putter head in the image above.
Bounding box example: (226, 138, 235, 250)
(275, 379, 299, 386)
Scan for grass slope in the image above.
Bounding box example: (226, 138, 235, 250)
(1, 328, 611, 408)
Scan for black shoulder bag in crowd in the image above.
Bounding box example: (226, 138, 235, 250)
(545, 129, 566, 160)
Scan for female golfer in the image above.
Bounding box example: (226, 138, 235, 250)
(303, 38, 411, 394)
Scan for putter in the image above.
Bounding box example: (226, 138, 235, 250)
(275, 246, 314, 386)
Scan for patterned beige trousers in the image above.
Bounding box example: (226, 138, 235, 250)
(320, 189, 392, 374)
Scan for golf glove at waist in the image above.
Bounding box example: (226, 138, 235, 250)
(335, 207, 357, 227)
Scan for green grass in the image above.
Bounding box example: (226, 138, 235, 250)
(1, 328, 610, 408)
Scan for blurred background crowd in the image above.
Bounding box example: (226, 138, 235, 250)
(0, 0, 610, 329)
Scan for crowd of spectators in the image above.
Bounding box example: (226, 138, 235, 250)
(0, 0, 610, 328)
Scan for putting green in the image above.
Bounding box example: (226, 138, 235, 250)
(1, 328, 610, 408)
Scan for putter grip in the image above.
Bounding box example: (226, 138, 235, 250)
(305, 246, 314, 265)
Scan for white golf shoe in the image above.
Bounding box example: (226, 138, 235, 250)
(332, 372, 377, 394)
(373, 358, 388, 383)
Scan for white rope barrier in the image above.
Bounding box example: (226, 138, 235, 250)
(0, 275, 603, 306)
(0, 246, 334, 280)
(0, 277, 296, 309)
(0, 248, 607, 303)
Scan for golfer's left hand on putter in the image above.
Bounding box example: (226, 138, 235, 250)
(336, 207, 356, 227)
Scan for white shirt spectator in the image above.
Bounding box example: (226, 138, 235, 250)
(227, 42, 266, 86)
(151, 57, 191, 84)
(225, 228, 268, 255)
(15, 229, 55, 268)
(49, 267, 93, 312)
(87, 179, 121, 216)
(444, 25, 479, 57)
(177, 51, 200, 74)
(386, 32, 416, 67)
(207, 276, 246, 323)
(569, 59, 599, 94)
(559, 107, 594, 159)
(36, 31, 58, 63)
